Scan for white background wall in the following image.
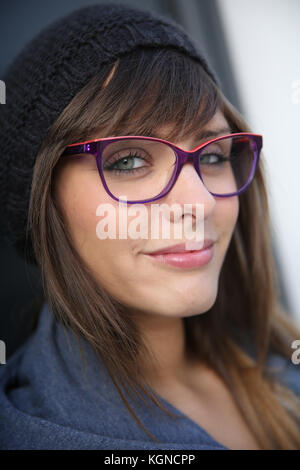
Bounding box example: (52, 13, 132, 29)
(217, 0, 300, 325)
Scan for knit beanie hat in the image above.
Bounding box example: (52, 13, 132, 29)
(0, 2, 219, 267)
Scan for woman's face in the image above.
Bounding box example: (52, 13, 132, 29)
(54, 109, 239, 319)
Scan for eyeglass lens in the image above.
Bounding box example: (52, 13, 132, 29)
(100, 135, 256, 201)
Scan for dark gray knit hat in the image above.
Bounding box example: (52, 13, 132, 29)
(0, 2, 219, 266)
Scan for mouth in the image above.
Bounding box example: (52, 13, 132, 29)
(143, 240, 215, 269)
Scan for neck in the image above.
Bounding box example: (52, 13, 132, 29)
(133, 311, 192, 385)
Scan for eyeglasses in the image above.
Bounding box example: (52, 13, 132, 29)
(61, 133, 263, 203)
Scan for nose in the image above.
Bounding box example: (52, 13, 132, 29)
(168, 154, 216, 203)
(163, 158, 216, 225)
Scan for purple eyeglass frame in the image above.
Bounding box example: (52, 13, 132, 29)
(62, 132, 263, 204)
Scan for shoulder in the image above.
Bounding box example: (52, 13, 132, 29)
(265, 351, 300, 398)
(238, 335, 300, 398)
(0, 303, 223, 450)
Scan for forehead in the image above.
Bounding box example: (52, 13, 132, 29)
(87, 107, 229, 143)
(157, 108, 230, 143)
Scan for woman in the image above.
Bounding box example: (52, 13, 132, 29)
(0, 3, 299, 450)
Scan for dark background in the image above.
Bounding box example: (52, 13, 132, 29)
(0, 0, 291, 359)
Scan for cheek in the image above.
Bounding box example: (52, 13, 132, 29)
(57, 168, 112, 252)
(222, 196, 239, 231)
(66, 188, 99, 244)
(58, 172, 140, 294)
(214, 196, 239, 256)
(55, 166, 146, 305)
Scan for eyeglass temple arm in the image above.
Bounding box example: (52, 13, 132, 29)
(62, 142, 98, 156)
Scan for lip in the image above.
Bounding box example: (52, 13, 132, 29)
(143, 240, 215, 269)
(145, 239, 215, 255)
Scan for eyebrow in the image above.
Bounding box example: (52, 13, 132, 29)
(153, 126, 232, 144)
(193, 127, 233, 142)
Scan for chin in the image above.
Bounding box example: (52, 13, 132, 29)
(153, 294, 217, 318)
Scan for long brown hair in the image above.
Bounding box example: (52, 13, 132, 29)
(27, 46, 300, 449)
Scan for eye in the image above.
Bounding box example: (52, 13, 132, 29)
(200, 153, 230, 165)
(107, 152, 146, 171)
(103, 148, 152, 176)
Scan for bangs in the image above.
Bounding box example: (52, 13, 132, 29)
(71, 46, 225, 145)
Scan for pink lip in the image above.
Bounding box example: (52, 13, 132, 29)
(146, 240, 215, 255)
(144, 240, 215, 269)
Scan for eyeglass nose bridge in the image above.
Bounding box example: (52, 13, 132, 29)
(172, 147, 204, 185)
